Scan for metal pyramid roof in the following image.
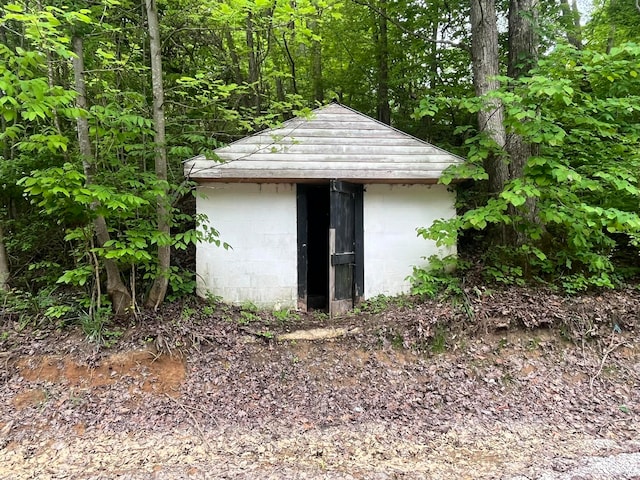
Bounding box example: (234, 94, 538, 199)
(184, 103, 464, 183)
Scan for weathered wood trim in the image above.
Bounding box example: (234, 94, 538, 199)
(218, 144, 447, 155)
(296, 185, 308, 311)
(188, 168, 449, 180)
(328, 228, 336, 317)
(354, 185, 364, 300)
(194, 178, 443, 185)
(210, 158, 456, 168)
(237, 136, 432, 146)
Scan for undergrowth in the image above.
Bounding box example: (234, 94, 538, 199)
(0, 288, 122, 346)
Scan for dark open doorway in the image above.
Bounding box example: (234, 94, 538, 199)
(297, 181, 364, 315)
(297, 184, 330, 311)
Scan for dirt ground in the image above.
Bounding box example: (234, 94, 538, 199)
(1, 289, 640, 479)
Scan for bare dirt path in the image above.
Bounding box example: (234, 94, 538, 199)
(1, 318, 639, 480)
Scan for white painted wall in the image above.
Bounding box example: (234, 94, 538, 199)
(196, 182, 457, 309)
(195, 183, 298, 309)
(363, 184, 456, 298)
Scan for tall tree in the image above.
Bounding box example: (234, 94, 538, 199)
(144, 0, 170, 309)
(0, 224, 8, 291)
(246, 11, 261, 112)
(470, 0, 507, 196)
(310, 15, 324, 103)
(560, 0, 583, 49)
(375, 0, 391, 124)
(506, 0, 540, 243)
(72, 35, 133, 316)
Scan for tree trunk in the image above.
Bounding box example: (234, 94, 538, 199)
(310, 17, 323, 104)
(375, 0, 391, 125)
(0, 223, 9, 292)
(72, 35, 133, 316)
(1, 22, 12, 291)
(507, 0, 540, 245)
(560, 0, 583, 49)
(507, 0, 539, 181)
(144, 0, 170, 310)
(246, 12, 261, 113)
(470, 0, 507, 195)
(508, 0, 538, 81)
(225, 29, 244, 85)
(606, 24, 616, 54)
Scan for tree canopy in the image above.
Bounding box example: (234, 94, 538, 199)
(0, 0, 639, 325)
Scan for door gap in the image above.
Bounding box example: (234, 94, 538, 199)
(305, 185, 329, 312)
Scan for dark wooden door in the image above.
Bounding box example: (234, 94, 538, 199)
(329, 180, 363, 316)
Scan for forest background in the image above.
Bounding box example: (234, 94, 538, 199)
(0, 0, 639, 330)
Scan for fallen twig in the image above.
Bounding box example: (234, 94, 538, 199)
(589, 335, 627, 392)
(164, 393, 214, 452)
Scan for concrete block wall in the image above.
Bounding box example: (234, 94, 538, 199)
(195, 183, 298, 309)
(363, 184, 456, 298)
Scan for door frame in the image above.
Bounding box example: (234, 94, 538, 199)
(296, 184, 310, 311)
(296, 182, 363, 315)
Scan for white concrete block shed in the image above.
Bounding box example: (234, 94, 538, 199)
(184, 103, 463, 315)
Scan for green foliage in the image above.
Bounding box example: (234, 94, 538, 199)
(272, 308, 300, 324)
(19, 163, 227, 305)
(417, 44, 640, 292)
(409, 255, 464, 298)
(484, 264, 526, 287)
(80, 306, 121, 346)
(430, 324, 448, 354)
(0, 287, 92, 331)
(240, 301, 258, 312)
(165, 268, 197, 302)
(0, 289, 49, 327)
(205, 292, 223, 306)
(352, 294, 414, 315)
(586, 0, 640, 50)
(239, 310, 260, 325)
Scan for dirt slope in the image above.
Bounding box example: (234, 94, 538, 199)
(1, 290, 639, 479)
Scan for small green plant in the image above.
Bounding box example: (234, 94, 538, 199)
(496, 337, 508, 351)
(239, 310, 259, 325)
(241, 301, 258, 312)
(410, 255, 464, 298)
(312, 310, 329, 321)
(2, 287, 79, 328)
(393, 295, 413, 309)
(202, 305, 215, 316)
(166, 268, 197, 302)
(501, 372, 515, 385)
(361, 295, 391, 314)
(102, 329, 123, 348)
(180, 306, 195, 321)
(430, 324, 448, 353)
(80, 306, 116, 345)
(484, 264, 526, 287)
(527, 337, 540, 351)
(354, 294, 415, 315)
(44, 305, 75, 320)
(258, 330, 275, 339)
(273, 308, 300, 324)
(390, 332, 404, 349)
(205, 293, 223, 306)
(237, 300, 261, 325)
